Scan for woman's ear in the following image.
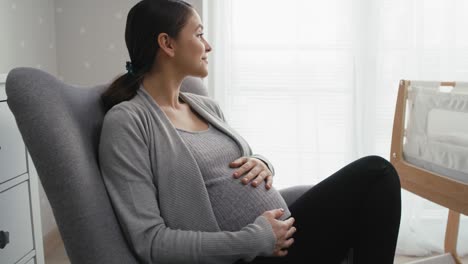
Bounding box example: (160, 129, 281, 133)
(157, 33, 176, 58)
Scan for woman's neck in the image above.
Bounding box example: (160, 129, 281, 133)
(142, 68, 186, 110)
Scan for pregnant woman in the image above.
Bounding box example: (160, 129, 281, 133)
(98, 0, 401, 263)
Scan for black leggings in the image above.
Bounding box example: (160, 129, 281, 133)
(251, 155, 402, 264)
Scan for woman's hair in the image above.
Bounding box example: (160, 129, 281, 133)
(101, 0, 193, 112)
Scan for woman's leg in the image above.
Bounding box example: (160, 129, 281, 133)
(251, 155, 401, 264)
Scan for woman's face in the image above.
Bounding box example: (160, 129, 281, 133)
(173, 9, 212, 78)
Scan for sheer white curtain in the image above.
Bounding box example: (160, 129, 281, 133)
(203, 0, 467, 257)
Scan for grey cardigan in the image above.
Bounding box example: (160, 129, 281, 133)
(98, 86, 279, 264)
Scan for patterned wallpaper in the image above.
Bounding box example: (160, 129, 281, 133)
(54, 0, 137, 85)
(0, 0, 57, 75)
(55, 0, 202, 86)
(0, 0, 202, 83)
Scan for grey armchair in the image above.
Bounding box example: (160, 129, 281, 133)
(6, 67, 352, 264)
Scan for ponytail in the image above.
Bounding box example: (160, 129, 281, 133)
(101, 70, 144, 113)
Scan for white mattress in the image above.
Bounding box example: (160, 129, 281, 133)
(402, 82, 468, 184)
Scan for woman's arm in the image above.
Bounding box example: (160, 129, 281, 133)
(98, 107, 275, 264)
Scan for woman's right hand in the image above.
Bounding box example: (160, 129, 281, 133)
(261, 209, 296, 257)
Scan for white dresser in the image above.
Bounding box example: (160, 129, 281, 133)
(0, 73, 44, 264)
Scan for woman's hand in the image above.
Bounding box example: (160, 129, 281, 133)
(262, 209, 296, 257)
(230, 157, 273, 189)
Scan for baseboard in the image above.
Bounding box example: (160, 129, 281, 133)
(43, 227, 64, 258)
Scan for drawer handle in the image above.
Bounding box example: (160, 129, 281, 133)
(0, 231, 10, 249)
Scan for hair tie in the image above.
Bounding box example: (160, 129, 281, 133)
(125, 61, 135, 75)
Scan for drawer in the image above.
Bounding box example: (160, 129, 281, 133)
(0, 181, 34, 264)
(0, 102, 27, 184)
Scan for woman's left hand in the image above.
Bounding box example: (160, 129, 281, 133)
(230, 157, 273, 189)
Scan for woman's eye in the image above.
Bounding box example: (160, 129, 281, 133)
(197, 33, 204, 38)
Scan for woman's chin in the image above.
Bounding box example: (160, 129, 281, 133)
(191, 69, 208, 78)
(200, 71, 208, 78)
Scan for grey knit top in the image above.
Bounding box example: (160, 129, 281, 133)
(176, 123, 291, 231)
(99, 85, 283, 264)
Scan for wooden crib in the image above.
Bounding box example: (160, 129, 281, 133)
(390, 80, 468, 264)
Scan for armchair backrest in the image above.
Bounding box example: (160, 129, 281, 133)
(5, 67, 206, 264)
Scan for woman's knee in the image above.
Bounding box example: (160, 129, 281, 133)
(358, 155, 400, 186)
(359, 155, 390, 167)
(359, 155, 392, 171)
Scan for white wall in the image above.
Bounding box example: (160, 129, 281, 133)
(1, 0, 203, 243)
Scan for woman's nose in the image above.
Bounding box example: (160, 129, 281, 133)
(204, 39, 212, 52)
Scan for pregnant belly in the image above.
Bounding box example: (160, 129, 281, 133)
(205, 177, 291, 231)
